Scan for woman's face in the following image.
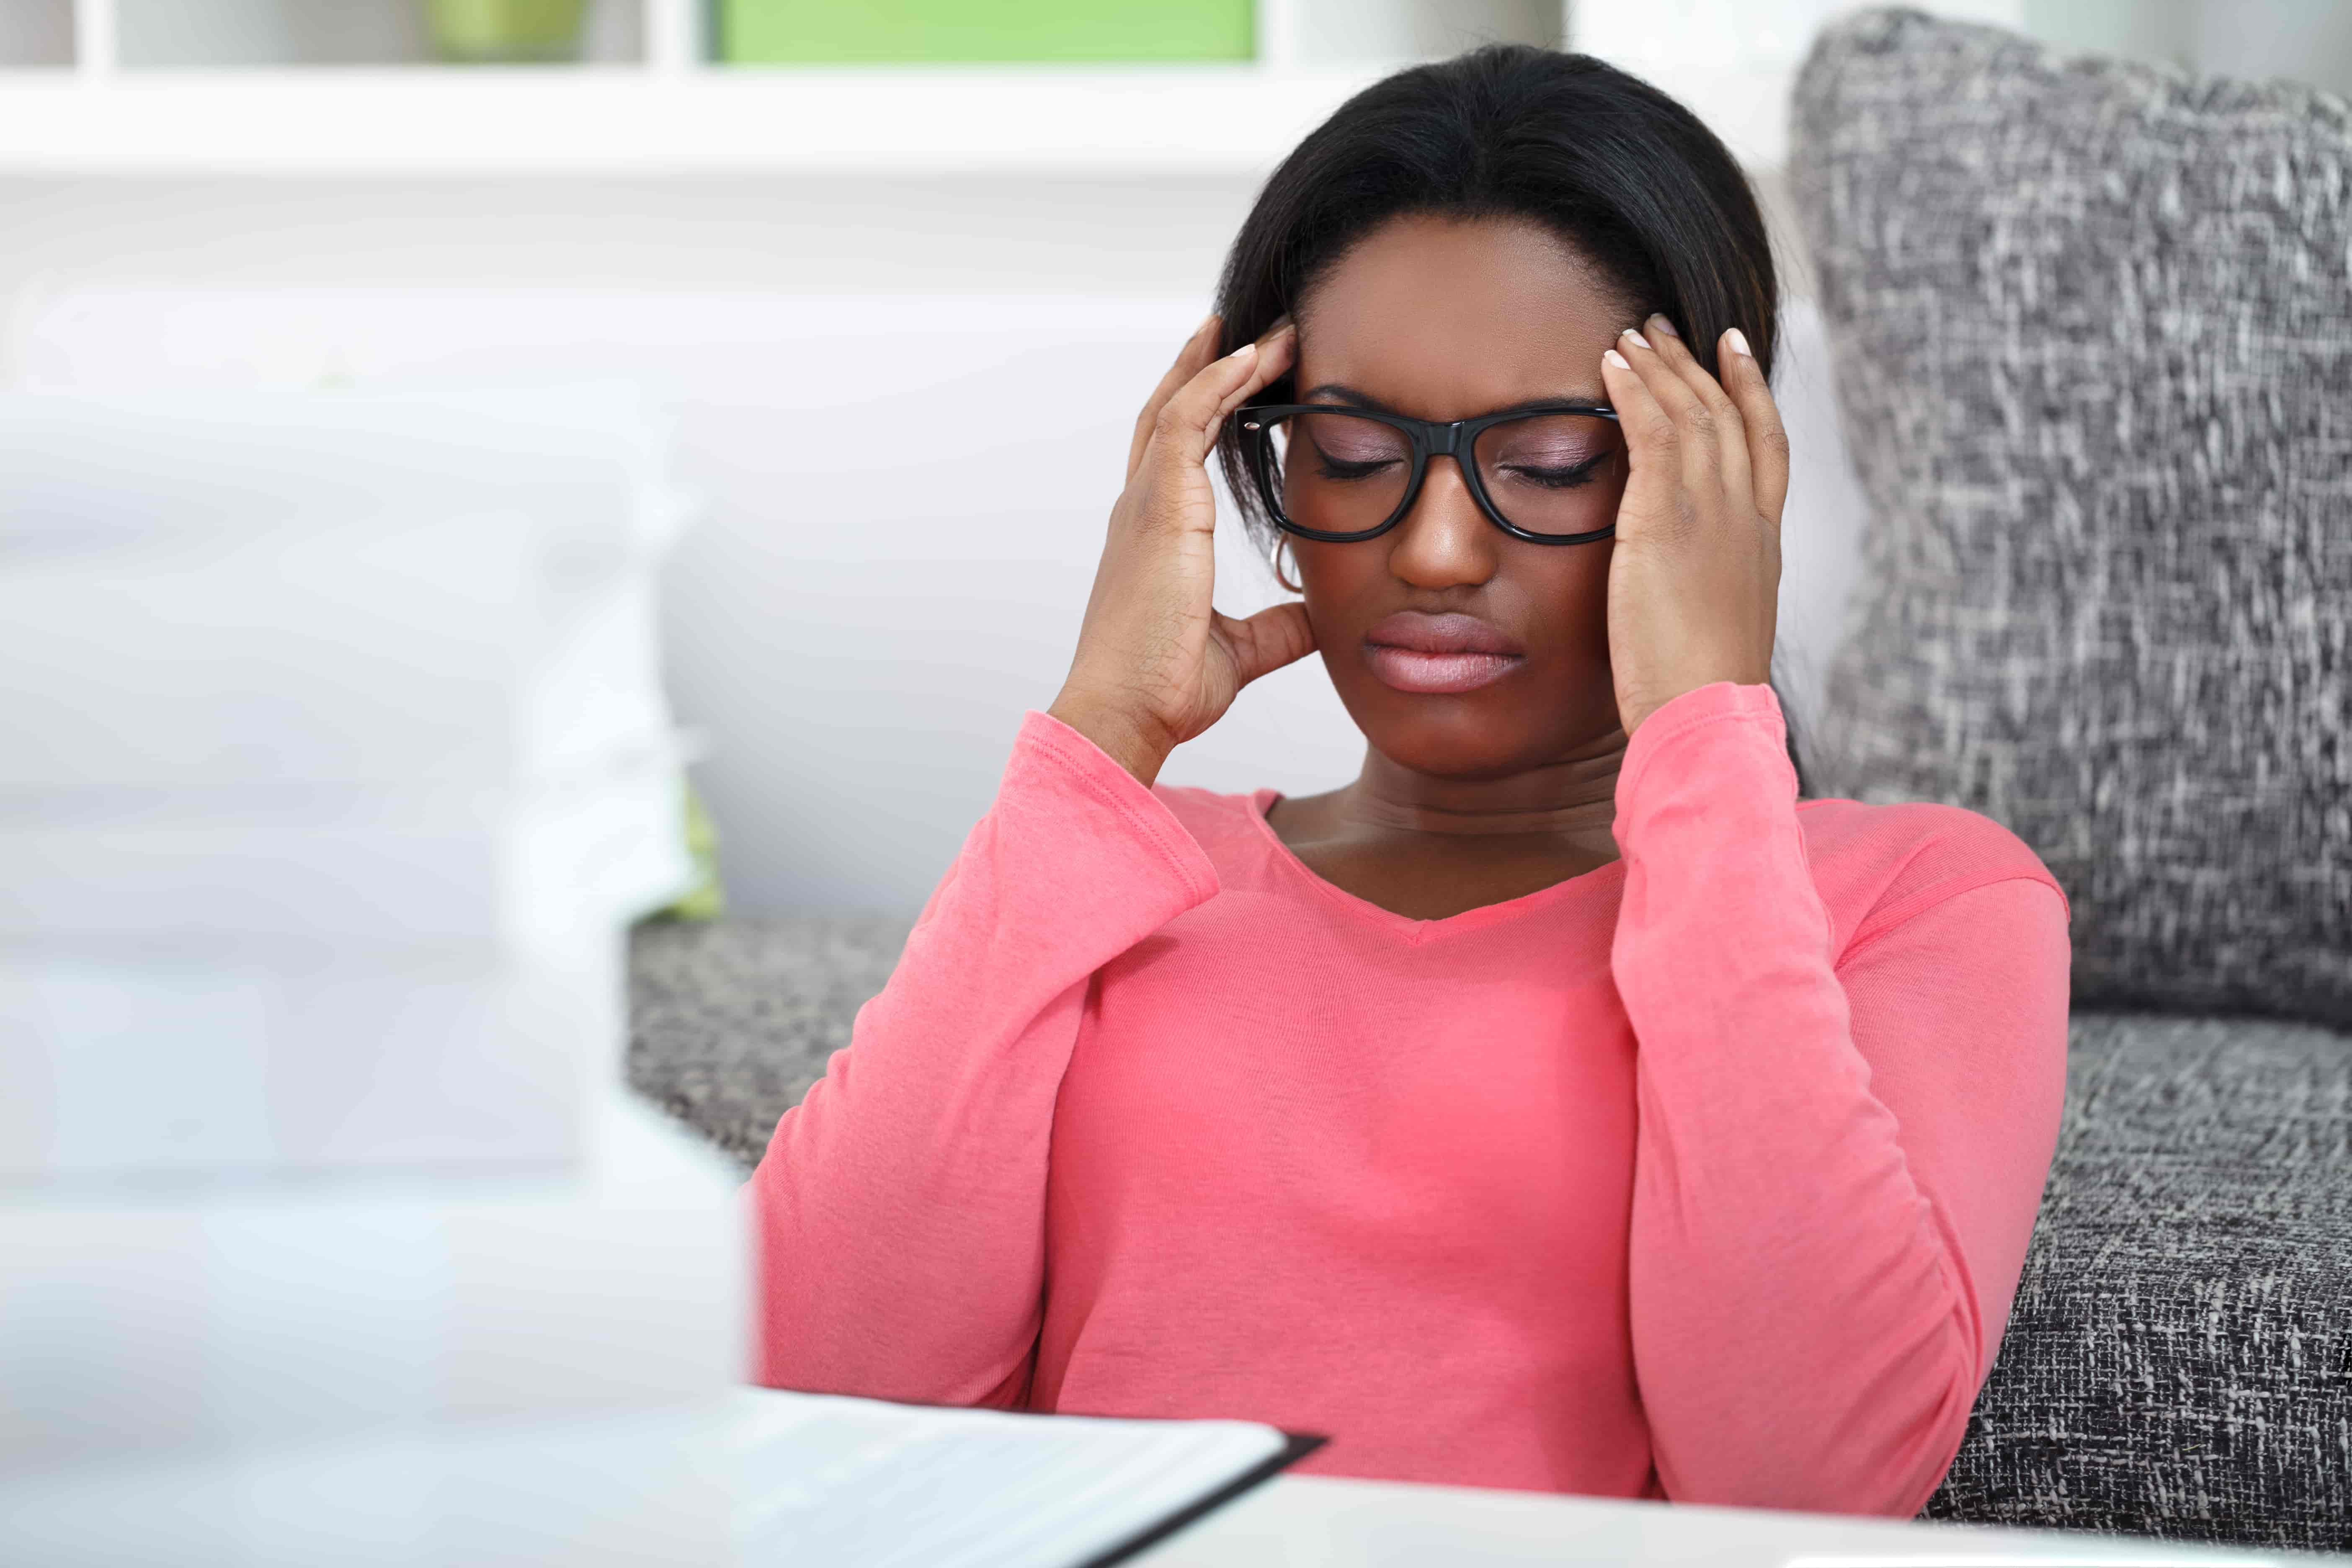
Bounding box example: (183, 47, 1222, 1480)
(1287, 213, 1635, 781)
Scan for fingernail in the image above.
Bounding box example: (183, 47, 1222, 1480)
(1228, 341, 1258, 361)
(1646, 313, 1679, 338)
(1725, 328, 1753, 358)
(1604, 348, 1631, 370)
(1620, 328, 1649, 350)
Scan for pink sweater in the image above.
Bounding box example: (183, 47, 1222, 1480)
(751, 680, 2071, 1515)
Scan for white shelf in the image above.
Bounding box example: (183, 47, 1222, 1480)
(0, 64, 1396, 174)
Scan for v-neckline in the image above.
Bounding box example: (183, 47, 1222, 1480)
(1245, 787, 1629, 943)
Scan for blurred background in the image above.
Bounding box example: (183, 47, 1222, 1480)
(0, 0, 2346, 916)
(3, 5, 2347, 1561)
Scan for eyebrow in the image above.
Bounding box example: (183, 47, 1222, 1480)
(1298, 382, 1611, 418)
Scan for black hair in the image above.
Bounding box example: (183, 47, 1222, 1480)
(1210, 44, 1808, 792)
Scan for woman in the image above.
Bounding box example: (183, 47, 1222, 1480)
(753, 45, 2070, 1516)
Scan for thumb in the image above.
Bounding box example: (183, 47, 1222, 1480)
(1216, 601, 1317, 690)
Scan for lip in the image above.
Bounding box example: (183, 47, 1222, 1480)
(1362, 611, 1524, 695)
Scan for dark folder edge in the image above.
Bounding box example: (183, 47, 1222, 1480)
(1072, 1428, 1330, 1568)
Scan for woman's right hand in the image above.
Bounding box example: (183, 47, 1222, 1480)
(1048, 314, 1311, 787)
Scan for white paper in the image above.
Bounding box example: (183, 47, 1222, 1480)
(737, 1388, 1292, 1568)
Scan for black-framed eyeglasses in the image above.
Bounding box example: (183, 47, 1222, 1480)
(1238, 402, 1624, 545)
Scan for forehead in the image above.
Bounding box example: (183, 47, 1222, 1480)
(1295, 213, 1625, 418)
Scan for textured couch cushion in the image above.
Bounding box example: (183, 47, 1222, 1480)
(1790, 10, 2352, 1027)
(1929, 1012, 2352, 1550)
(629, 918, 2352, 1547)
(629, 914, 913, 1171)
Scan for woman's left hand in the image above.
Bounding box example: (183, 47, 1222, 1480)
(1597, 315, 1787, 741)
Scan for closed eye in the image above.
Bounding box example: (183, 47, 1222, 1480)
(1496, 453, 1610, 490)
(1308, 437, 1405, 481)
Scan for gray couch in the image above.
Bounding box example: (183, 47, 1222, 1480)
(629, 9, 2351, 1553)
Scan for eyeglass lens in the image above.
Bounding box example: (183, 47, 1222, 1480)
(1264, 410, 1625, 538)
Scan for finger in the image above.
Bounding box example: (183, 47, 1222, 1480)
(1202, 320, 1295, 450)
(1717, 328, 1789, 525)
(1129, 314, 1225, 483)
(1599, 343, 1681, 520)
(1125, 339, 1270, 514)
(1613, 327, 1732, 541)
(1641, 314, 1753, 513)
(1606, 325, 1705, 452)
(1215, 600, 1316, 689)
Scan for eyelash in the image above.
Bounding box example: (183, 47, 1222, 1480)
(1312, 454, 1609, 488)
(1314, 456, 1400, 482)
(1498, 455, 1608, 490)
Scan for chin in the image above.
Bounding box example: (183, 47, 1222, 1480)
(1328, 666, 1576, 781)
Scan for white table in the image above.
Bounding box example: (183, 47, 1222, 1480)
(1136, 1473, 2294, 1567)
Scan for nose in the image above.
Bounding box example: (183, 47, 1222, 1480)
(1385, 454, 1497, 591)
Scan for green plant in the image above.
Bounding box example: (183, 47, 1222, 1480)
(424, 0, 591, 64)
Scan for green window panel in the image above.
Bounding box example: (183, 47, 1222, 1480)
(715, 1, 1256, 64)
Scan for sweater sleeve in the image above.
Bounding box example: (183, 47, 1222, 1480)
(749, 709, 1219, 1408)
(1611, 681, 2070, 1516)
